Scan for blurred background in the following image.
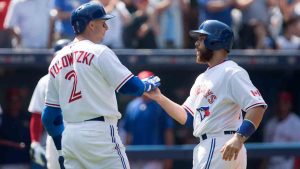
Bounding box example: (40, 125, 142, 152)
(0, 0, 300, 169)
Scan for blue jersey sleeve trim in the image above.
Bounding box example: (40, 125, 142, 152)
(184, 110, 194, 127)
(182, 105, 195, 116)
(115, 74, 134, 92)
(118, 76, 144, 96)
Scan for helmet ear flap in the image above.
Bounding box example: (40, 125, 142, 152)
(209, 40, 220, 45)
(222, 30, 233, 41)
(207, 29, 233, 50)
(221, 29, 234, 50)
(206, 39, 222, 50)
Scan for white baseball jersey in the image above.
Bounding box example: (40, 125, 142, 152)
(183, 60, 267, 137)
(28, 74, 60, 169)
(45, 40, 132, 169)
(45, 40, 133, 122)
(183, 60, 267, 169)
(28, 74, 49, 114)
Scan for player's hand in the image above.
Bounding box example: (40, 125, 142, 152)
(142, 75, 161, 92)
(58, 156, 65, 169)
(143, 88, 162, 101)
(30, 142, 46, 167)
(220, 134, 245, 161)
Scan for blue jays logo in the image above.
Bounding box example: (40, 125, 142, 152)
(196, 106, 211, 121)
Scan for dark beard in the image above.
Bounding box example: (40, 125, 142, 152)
(196, 47, 214, 63)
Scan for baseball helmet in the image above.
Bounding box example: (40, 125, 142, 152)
(54, 39, 71, 52)
(138, 70, 154, 79)
(71, 2, 114, 35)
(190, 20, 234, 52)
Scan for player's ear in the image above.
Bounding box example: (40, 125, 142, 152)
(102, 21, 108, 29)
(88, 21, 95, 31)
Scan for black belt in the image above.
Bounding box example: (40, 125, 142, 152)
(201, 130, 236, 141)
(85, 116, 105, 122)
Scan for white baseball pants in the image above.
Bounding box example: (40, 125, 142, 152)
(62, 120, 130, 169)
(46, 135, 60, 169)
(193, 134, 247, 169)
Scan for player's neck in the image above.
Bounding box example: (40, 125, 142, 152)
(75, 34, 98, 43)
(208, 53, 227, 68)
(74, 35, 88, 42)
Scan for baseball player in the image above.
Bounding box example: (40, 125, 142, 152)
(41, 2, 160, 169)
(28, 39, 71, 169)
(144, 20, 268, 169)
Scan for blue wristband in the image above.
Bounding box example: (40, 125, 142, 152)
(237, 119, 256, 138)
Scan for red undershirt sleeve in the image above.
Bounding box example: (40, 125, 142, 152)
(30, 113, 43, 142)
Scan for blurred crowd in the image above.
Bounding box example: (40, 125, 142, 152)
(0, 0, 299, 50)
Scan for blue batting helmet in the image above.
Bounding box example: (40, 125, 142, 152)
(54, 39, 71, 52)
(71, 2, 114, 35)
(190, 20, 234, 52)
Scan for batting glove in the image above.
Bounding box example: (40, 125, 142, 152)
(58, 155, 65, 169)
(142, 75, 161, 92)
(30, 142, 46, 167)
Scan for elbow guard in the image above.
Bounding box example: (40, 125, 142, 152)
(41, 106, 64, 137)
(119, 76, 145, 96)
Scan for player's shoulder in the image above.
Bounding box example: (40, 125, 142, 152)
(38, 74, 50, 83)
(223, 60, 247, 75)
(35, 74, 49, 88)
(79, 40, 114, 57)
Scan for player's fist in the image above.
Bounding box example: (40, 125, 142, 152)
(221, 134, 244, 161)
(142, 75, 161, 92)
(30, 142, 46, 167)
(58, 156, 65, 169)
(143, 87, 162, 101)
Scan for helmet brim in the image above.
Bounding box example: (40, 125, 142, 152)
(189, 30, 210, 38)
(100, 14, 115, 20)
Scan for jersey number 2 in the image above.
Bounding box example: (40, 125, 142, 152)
(65, 70, 82, 103)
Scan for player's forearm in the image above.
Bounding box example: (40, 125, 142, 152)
(30, 113, 43, 142)
(236, 105, 266, 141)
(155, 95, 187, 125)
(244, 106, 266, 128)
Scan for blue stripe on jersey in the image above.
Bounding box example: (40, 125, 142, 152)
(110, 125, 127, 169)
(205, 138, 216, 169)
(118, 76, 144, 96)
